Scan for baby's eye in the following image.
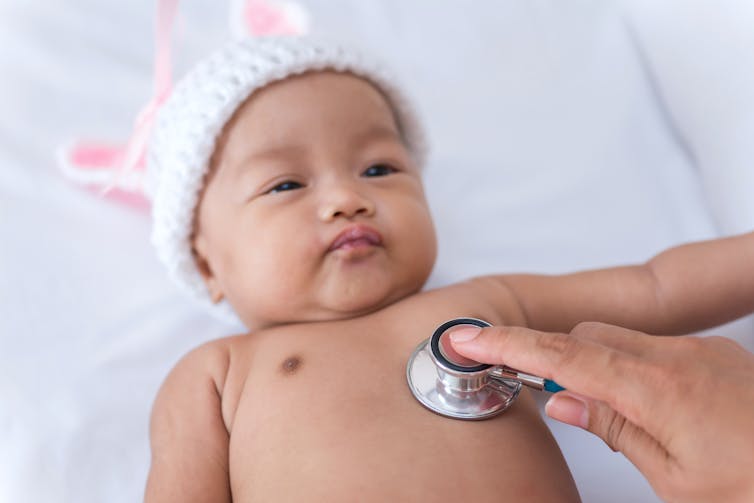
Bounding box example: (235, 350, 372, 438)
(362, 163, 398, 177)
(268, 181, 303, 194)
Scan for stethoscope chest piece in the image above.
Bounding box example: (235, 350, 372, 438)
(406, 318, 522, 420)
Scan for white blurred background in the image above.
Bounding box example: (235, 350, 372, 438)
(1, 1, 753, 501)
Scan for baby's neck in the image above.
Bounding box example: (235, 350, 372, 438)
(242, 285, 428, 332)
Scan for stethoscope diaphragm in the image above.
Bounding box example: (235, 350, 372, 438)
(406, 318, 522, 420)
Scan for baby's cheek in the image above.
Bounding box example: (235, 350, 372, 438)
(408, 208, 437, 267)
(251, 250, 310, 302)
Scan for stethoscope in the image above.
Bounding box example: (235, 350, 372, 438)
(406, 318, 565, 420)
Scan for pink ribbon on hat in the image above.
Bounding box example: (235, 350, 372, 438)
(59, 0, 308, 210)
(242, 0, 302, 36)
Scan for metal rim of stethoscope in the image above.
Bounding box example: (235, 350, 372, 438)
(430, 318, 493, 373)
(406, 318, 522, 421)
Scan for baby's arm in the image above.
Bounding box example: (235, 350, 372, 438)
(145, 341, 232, 503)
(485, 231, 754, 334)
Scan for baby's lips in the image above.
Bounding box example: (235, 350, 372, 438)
(328, 224, 383, 251)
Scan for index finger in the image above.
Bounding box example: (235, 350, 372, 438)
(451, 325, 673, 439)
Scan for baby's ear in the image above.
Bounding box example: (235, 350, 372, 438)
(192, 236, 225, 304)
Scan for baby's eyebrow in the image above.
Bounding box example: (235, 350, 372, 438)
(230, 145, 307, 174)
(227, 124, 403, 176)
(350, 124, 403, 148)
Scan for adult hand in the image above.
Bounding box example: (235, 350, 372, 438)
(450, 322, 754, 503)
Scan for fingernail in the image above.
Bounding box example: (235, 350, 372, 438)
(545, 393, 589, 429)
(449, 326, 482, 343)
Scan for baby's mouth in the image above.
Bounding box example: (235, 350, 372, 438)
(328, 225, 383, 253)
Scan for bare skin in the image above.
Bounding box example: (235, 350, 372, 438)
(451, 322, 754, 503)
(147, 285, 581, 502)
(144, 69, 754, 502)
(146, 71, 579, 502)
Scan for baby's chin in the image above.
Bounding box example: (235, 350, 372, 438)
(327, 289, 416, 320)
(326, 277, 428, 317)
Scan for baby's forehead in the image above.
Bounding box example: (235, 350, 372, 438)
(228, 70, 402, 132)
(213, 71, 407, 164)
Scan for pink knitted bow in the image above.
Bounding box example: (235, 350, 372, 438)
(59, 0, 308, 210)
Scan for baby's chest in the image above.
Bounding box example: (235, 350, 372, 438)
(219, 314, 567, 501)
(226, 300, 498, 432)
(231, 330, 412, 427)
(223, 333, 425, 487)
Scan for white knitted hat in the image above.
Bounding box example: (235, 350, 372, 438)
(146, 36, 427, 325)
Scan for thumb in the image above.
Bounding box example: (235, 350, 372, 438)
(546, 392, 670, 481)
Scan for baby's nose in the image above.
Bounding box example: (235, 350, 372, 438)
(318, 184, 375, 221)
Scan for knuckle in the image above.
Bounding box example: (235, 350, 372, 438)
(703, 334, 742, 352)
(603, 347, 634, 377)
(593, 405, 630, 452)
(676, 334, 734, 357)
(536, 332, 582, 368)
(605, 416, 629, 452)
(571, 321, 608, 338)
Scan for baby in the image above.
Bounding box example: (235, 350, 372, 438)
(143, 37, 753, 502)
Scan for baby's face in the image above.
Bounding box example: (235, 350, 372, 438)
(193, 71, 437, 329)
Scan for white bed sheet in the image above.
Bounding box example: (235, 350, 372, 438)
(2, 1, 753, 502)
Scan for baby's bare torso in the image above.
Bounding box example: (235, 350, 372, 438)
(216, 282, 580, 501)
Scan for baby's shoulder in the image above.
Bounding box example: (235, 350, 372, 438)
(393, 276, 524, 327)
(160, 333, 255, 400)
(172, 335, 242, 377)
(153, 334, 251, 431)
